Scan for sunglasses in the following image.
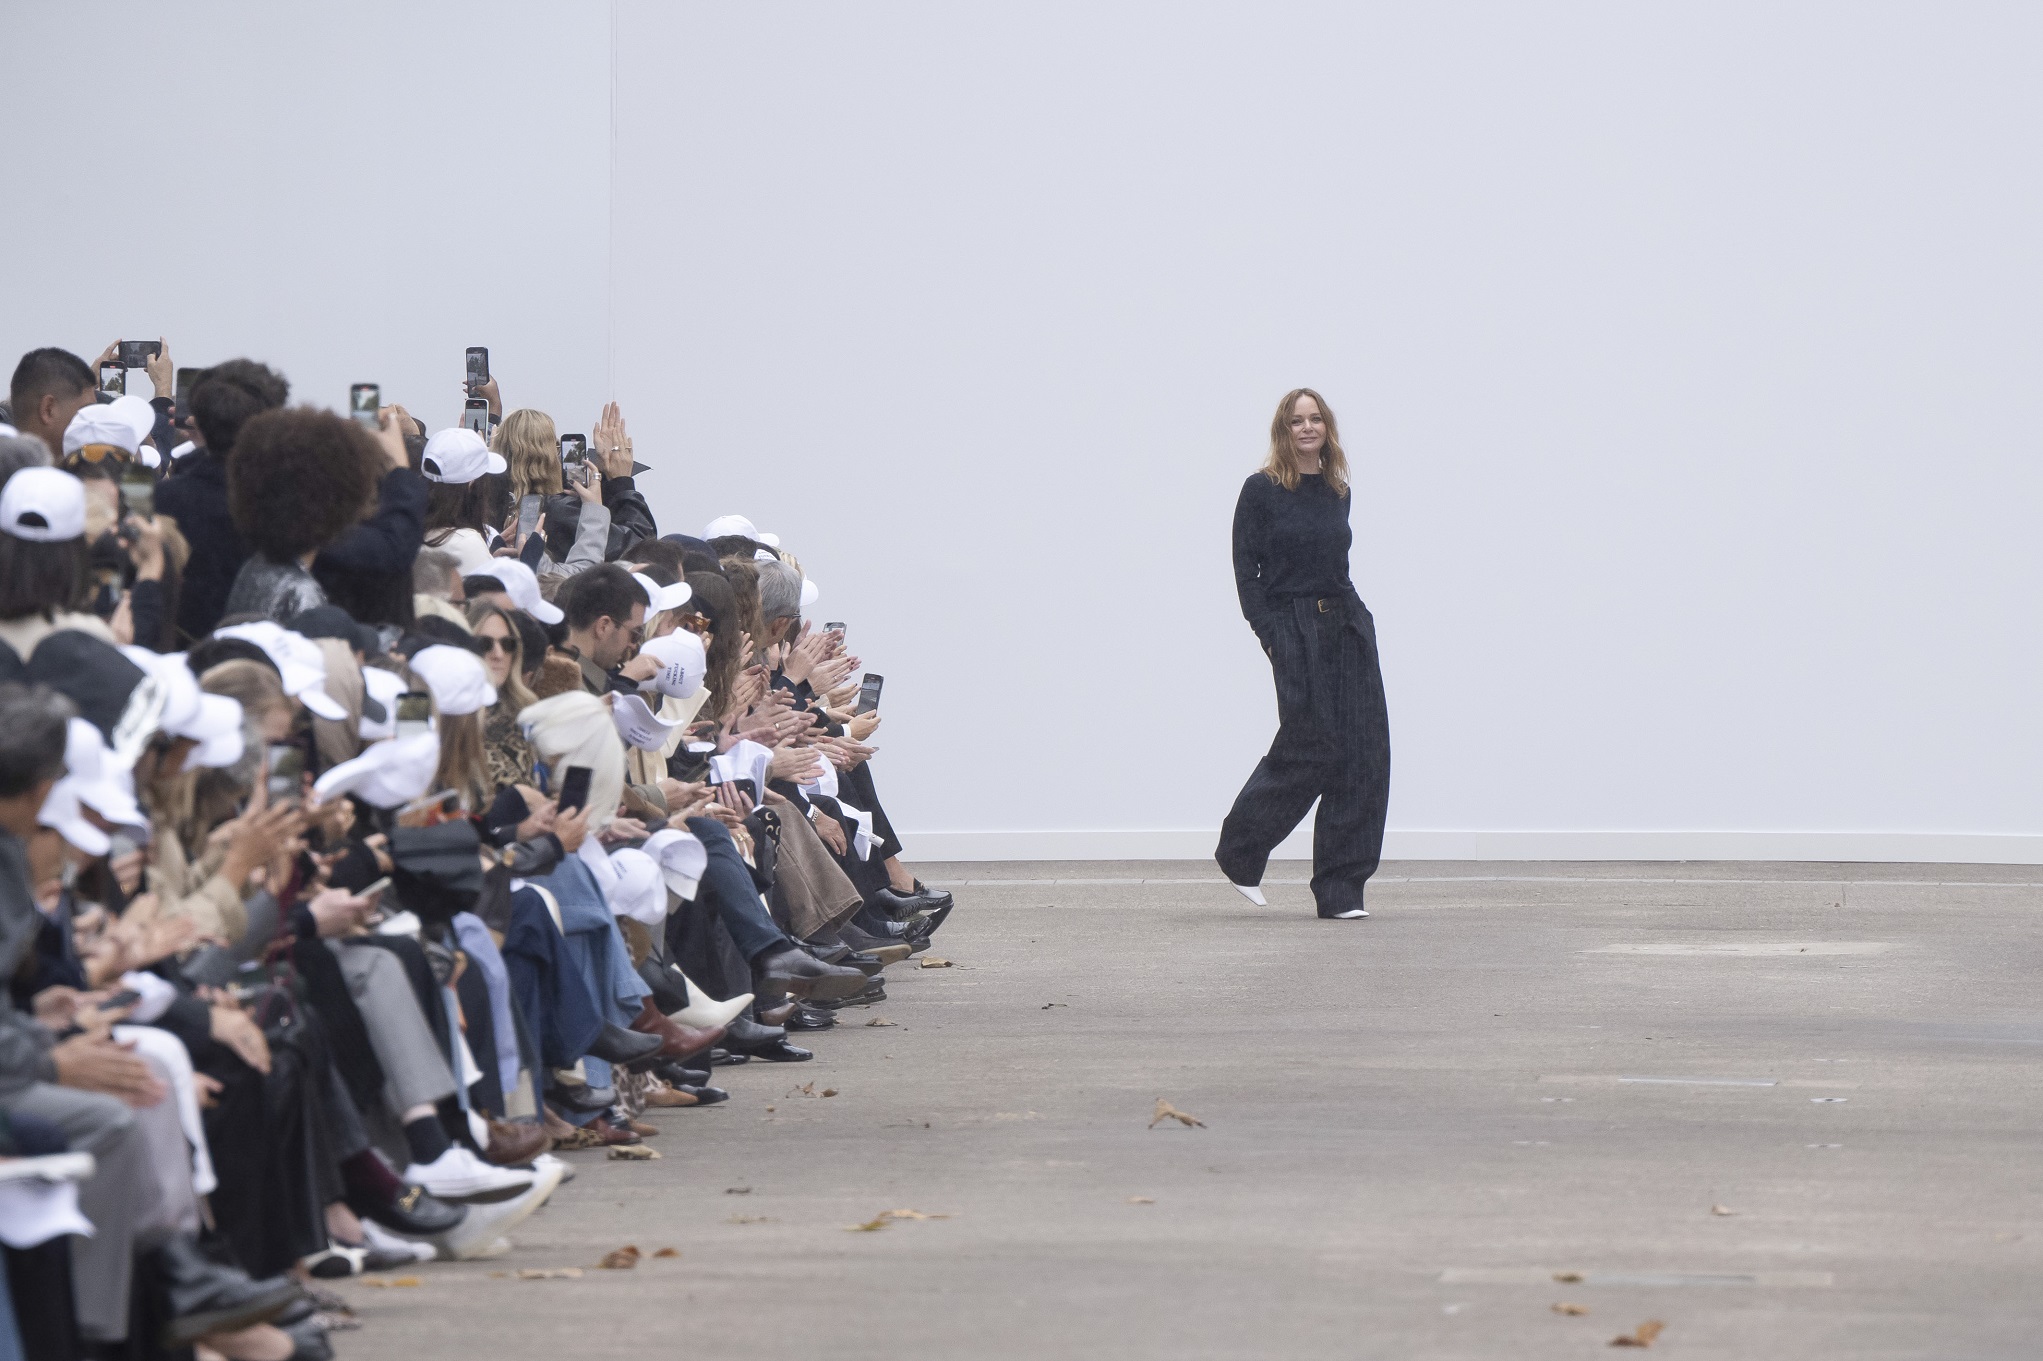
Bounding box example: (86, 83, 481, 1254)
(478, 635, 517, 655)
(67, 444, 132, 465)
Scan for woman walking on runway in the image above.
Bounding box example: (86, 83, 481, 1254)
(1215, 388, 1391, 920)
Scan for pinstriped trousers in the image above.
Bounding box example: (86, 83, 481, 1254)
(1216, 593, 1391, 916)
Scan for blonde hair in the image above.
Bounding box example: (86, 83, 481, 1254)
(199, 659, 291, 732)
(466, 601, 538, 712)
(496, 409, 562, 499)
(433, 710, 492, 811)
(1260, 388, 1350, 497)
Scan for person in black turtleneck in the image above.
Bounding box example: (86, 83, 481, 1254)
(1216, 387, 1391, 920)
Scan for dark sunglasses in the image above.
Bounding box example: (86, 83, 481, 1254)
(478, 635, 517, 655)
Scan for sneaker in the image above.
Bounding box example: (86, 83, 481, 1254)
(401, 1146, 535, 1204)
(426, 1156, 567, 1260)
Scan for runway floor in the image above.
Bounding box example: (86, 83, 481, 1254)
(349, 861, 2043, 1360)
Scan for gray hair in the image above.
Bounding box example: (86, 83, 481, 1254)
(0, 683, 76, 797)
(756, 559, 802, 624)
(0, 434, 53, 488)
(412, 548, 462, 599)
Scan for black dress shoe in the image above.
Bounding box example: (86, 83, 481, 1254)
(723, 1015, 789, 1049)
(680, 1083, 730, 1104)
(909, 902, 953, 939)
(708, 1048, 750, 1066)
(785, 1004, 836, 1031)
(842, 951, 884, 976)
(358, 1183, 467, 1237)
(589, 1023, 665, 1065)
(754, 946, 870, 1000)
(547, 1083, 617, 1113)
(911, 879, 954, 909)
(652, 1058, 712, 1087)
(806, 940, 853, 964)
(872, 887, 927, 921)
(737, 1037, 812, 1062)
(154, 1236, 304, 1346)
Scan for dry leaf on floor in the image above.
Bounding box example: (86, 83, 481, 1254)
(1610, 1320, 1665, 1348)
(790, 1082, 816, 1097)
(514, 1268, 583, 1280)
(882, 1209, 948, 1220)
(848, 1216, 890, 1232)
(361, 1276, 421, 1288)
(1128, 1197, 1155, 1205)
(596, 1246, 641, 1270)
(846, 1208, 950, 1231)
(652, 1247, 680, 1258)
(1710, 1204, 1736, 1216)
(919, 958, 954, 968)
(1149, 1099, 1206, 1129)
(1553, 1271, 1584, 1283)
(1552, 1302, 1590, 1316)
(608, 1145, 660, 1160)
(865, 1017, 896, 1026)
(725, 1186, 752, 1195)
(822, 1088, 838, 1097)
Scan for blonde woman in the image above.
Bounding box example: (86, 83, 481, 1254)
(467, 600, 539, 790)
(494, 408, 611, 580)
(408, 645, 497, 812)
(1215, 388, 1390, 922)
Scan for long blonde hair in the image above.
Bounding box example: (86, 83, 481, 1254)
(465, 601, 538, 713)
(496, 409, 562, 499)
(1260, 387, 1350, 497)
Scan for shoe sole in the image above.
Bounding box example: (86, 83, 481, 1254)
(1318, 909, 1369, 919)
(425, 1177, 536, 1205)
(765, 970, 871, 1001)
(160, 1284, 304, 1347)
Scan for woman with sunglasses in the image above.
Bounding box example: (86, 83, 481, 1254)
(467, 601, 540, 791)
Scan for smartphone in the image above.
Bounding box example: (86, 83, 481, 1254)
(117, 340, 161, 369)
(266, 742, 305, 803)
(118, 463, 155, 517)
(96, 988, 143, 1012)
(174, 367, 203, 423)
(559, 433, 587, 465)
(465, 346, 489, 394)
(461, 397, 490, 435)
(516, 494, 542, 545)
(357, 875, 392, 901)
(825, 622, 846, 641)
(394, 690, 434, 740)
(350, 383, 380, 428)
(556, 764, 593, 814)
(854, 673, 883, 715)
(98, 363, 124, 397)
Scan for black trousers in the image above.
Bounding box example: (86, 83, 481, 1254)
(1216, 593, 1391, 916)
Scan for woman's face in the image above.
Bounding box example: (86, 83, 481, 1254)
(1288, 395, 1326, 462)
(475, 615, 516, 687)
(260, 702, 294, 743)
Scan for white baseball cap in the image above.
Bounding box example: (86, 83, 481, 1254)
(64, 394, 158, 464)
(477, 557, 562, 624)
(212, 622, 348, 721)
(641, 827, 707, 900)
(0, 467, 87, 542)
(703, 514, 779, 548)
(603, 847, 667, 926)
(38, 719, 146, 856)
(635, 631, 704, 699)
(610, 692, 676, 750)
(408, 644, 495, 717)
(313, 732, 442, 808)
(800, 577, 819, 609)
(420, 428, 507, 484)
(631, 572, 692, 615)
(359, 665, 406, 741)
(118, 648, 246, 768)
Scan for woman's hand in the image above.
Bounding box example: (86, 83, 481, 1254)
(512, 787, 558, 842)
(847, 709, 882, 742)
(592, 402, 633, 479)
(553, 803, 591, 853)
(209, 1001, 272, 1074)
(570, 463, 602, 505)
(810, 808, 849, 856)
(306, 887, 375, 939)
(372, 407, 411, 471)
(124, 514, 166, 582)
(769, 746, 822, 784)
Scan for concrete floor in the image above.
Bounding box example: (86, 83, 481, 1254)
(346, 862, 2043, 1360)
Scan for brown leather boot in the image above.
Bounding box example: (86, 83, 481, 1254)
(630, 997, 724, 1061)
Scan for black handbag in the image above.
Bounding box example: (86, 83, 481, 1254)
(388, 820, 485, 925)
(743, 806, 781, 893)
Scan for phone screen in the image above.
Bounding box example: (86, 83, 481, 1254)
(98, 363, 124, 396)
(516, 494, 542, 544)
(466, 347, 489, 392)
(350, 383, 380, 428)
(556, 764, 593, 814)
(175, 367, 203, 423)
(395, 691, 434, 740)
(461, 399, 490, 435)
(825, 622, 846, 642)
(559, 434, 586, 464)
(855, 673, 883, 715)
(266, 742, 304, 802)
(118, 464, 155, 517)
(118, 340, 161, 369)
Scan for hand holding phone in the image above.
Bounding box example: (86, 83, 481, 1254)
(350, 383, 381, 428)
(556, 765, 594, 814)
(465, 346, 490, 395)
(854, 673, 884, 715)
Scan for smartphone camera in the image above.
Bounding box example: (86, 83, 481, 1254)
(465, 346, 490, 394)
(98, 363, 125, 397)
(461, 398, 490, 435)
(118, 463, 155, 517)
(350, 383, 380, 428)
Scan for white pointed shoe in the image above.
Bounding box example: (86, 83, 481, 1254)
(1232, 883, 1267, 906)
(667, 975, 754, 1031)
(401, 1146, 534, 1204)
(1322, 907, 1368, 919)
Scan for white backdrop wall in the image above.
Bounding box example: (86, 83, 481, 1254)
(7, 4, 2041, 862)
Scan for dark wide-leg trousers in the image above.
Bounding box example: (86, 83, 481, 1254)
(1216, 594, 1391, 917)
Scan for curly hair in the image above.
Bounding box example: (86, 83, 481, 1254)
(496, 409, 562, 499)
(227, 407, 379, 562)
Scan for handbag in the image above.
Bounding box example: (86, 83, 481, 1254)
(388, 819, 486, 925)
(743, 806, 781, 894)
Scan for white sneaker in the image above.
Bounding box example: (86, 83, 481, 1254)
(428, 1156, 567, 1260)
(402, 1146, 535, 1204)
(361, 1220, 436, 1263)
(1232, 883, 1267, 906)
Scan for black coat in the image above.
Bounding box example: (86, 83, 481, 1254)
(542, 474, 657, 563)
(154, 448, 247, 642)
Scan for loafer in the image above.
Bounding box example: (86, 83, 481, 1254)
(679, 1083, 729, 1105)
(707, 1048, 750, 1067)
(733, 1037, 812, 1063)
(723, 1014, 789, 1049)
(483, 1118, 551, 1168)
(357, 1182, 466, 1237)
(872, 887, 928, 921)
(651, 1059, 712, 1087)
(841, 951, 885, 976)
(911, 879, 954, 909)
(785, 1004, 836, 1031)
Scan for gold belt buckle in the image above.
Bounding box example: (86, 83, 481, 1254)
(1317, 598, 1331, 613)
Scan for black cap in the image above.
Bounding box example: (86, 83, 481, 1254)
(293, 604, 381, 659)
(22, 630, 149, 745)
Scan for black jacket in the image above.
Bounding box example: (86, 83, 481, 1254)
(543, 474, 656, 563)
(154, 448, 247, 642)
(314, 468, 429, 626)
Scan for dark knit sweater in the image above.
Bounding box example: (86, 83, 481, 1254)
(1230, 471, 1353, 647)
